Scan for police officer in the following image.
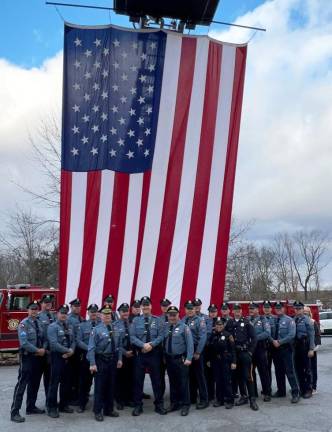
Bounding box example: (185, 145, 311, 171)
(88, 305, 123, 421)
(114, 303, 135, 409)
(76, 303, 99, 413)
(205, 304, 219, 401)
(129, 299, 141, 323)
(103, 294, 118, 321)
(262, 300, 277, 391)
(37, 294, 56, 400)
(10, 301, 46, 423)
(293, 301, 315, 398)
(272, 302, 300, 403)
(159, 298, 172, 397)
(182, 300, 208, 409)
(163, 306, 194, 416)
(210, 318, 236, 409)
(221, 302, 237, 397)
(193, 298, 208, 321)
(47, 304, 75, 418)
(130, 296, 166, 416)
(67, 298, 84, 404)
(221, 302, 234, 333)
(248, 302, 272, 401)
(232, 303, 258, 411)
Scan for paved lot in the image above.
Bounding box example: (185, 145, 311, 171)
(1, 338, 332, 432)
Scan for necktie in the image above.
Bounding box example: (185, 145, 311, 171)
(33, 320, 42, 348)
(124, 320, 131, 349)
(275, 317, 280, 339)
(144, 317, 151, 342)
(47, 312, 53, 323)
(168, 325, 174, 354)
(63, 322, 70, 347)
(185, 317, 190, 325)
(91, 321, 96, 328)
(165, 314, 168, 323)
(107, 324, 116, 352)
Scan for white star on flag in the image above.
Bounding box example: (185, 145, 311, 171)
(126, 150, 134, 159)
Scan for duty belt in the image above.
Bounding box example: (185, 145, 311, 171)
(165, 353, 186, 359)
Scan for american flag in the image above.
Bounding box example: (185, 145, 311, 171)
(60, 23, 247, 313)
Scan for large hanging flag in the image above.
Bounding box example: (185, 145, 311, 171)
(60, 23, 247, 313)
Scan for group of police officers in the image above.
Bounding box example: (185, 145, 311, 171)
(10, 294, 317, 423)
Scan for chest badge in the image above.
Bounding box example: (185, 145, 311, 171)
(240, 323, 245, 327)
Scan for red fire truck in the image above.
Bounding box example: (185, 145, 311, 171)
(0, 284, 59, 353)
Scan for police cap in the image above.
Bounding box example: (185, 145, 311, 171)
(249, 302, 259, 309)
(293, 301, 304, 309)
(69, 298, 81, 306)
(263, 300, 272, 308)
(208, 304, 218, 312)
(58, 304, 69, 314)
(40, 294, 52, 304)
(215, 317, 225, 326)
(100, 305, 113, 314)
(131, 299, 141, 308)
(221, 302, 230, 310)
(184, 300, 194, 310)
(118, 303, 130, 312)
(141, 296, 151, 306)
(87, 303, 99, 313)
(160, 298, 171, 307)
(233, 303, 242, 310)
(103, 294, 114, 303)
(27, 300, 40, 310)
(167, 306, 179, 314)
(192, 298, 202, 306)
(274, 301, 284, 310)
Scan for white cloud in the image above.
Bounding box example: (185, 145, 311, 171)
(0, 52, 62, 220)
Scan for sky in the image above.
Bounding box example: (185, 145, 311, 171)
(0, 0, 331, 285)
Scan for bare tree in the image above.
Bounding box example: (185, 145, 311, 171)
(0, 208, 58, 285)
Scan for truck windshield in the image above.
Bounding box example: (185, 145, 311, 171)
(9, 294, 31, 311)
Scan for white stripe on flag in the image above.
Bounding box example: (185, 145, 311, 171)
(164, 38, 209, 308)
(117, 173, 143, 306)
(65, 172, 87, 303)
(88, 170, 114, 307)
(135, 33, 182, 299)
(195, 44, 236, 309)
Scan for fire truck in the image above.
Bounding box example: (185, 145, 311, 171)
(0, 284, 59, 353)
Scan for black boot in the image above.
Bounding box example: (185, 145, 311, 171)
(26, 406, 45, 414)
(235, 396, 248, 406)
(95, 413, 103, 421)
(250, 398, 259, 411)
(132, 406, 143, 416)
(11, 413, 25, 423)
(181, 406, 189, 416)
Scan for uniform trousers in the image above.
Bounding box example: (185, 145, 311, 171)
(11, 353, 42, 415)
(252, 341, 272, 396)
(212, 355, 234, 403)
(189, 354, 208, 404)
(274, 344, 299, 396)
(115, 355, 134, 405)
(133, 350, 163, 408)
(47, 352, 71, 409)
(93, 355, 117, 414)
(294, 339, 312, 395)
(236, 350, 255, 399)
(165, 354, 190, 408)
(78, 354, 93, 409)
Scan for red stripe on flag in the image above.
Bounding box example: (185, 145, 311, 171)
(131, 171, 151, 304)
(149, 38, 197, 307)
(180, 42, 223, 311)
(102, 173, 130, 306)
(59, 170, 72, 305)
(210, 46, 247, 305)
(76, 171, 102, 312)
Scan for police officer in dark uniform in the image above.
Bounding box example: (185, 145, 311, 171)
(249, 302, 272, 401)
(103, 294, 118, 321)
(130, 296, 166, 416)
(221, 302, 237, 397)
(163, 306, 194, 416)
(272, 301, 300, 403)
(114, 302, 135, 409)
(159, 298, 172, 397)
(293, 301, 315, 398)
(10, 301, 46, 423)
(67, 298, 84, 404)
(37, 294, 56, 400)
(232, 303, 258, 411)
(182, 300, 208, 409)
(88, 305, 123, 421)
(47, 304, 75, 418)
(210, 318, 236, 409)
(262, 300, 277, 391)
(76, 303, 99, 413)
(129, 299, 141, 323)
(205, 304, 219, 401)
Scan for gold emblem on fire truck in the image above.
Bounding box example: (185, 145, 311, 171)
(8, 319, 19, 331)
